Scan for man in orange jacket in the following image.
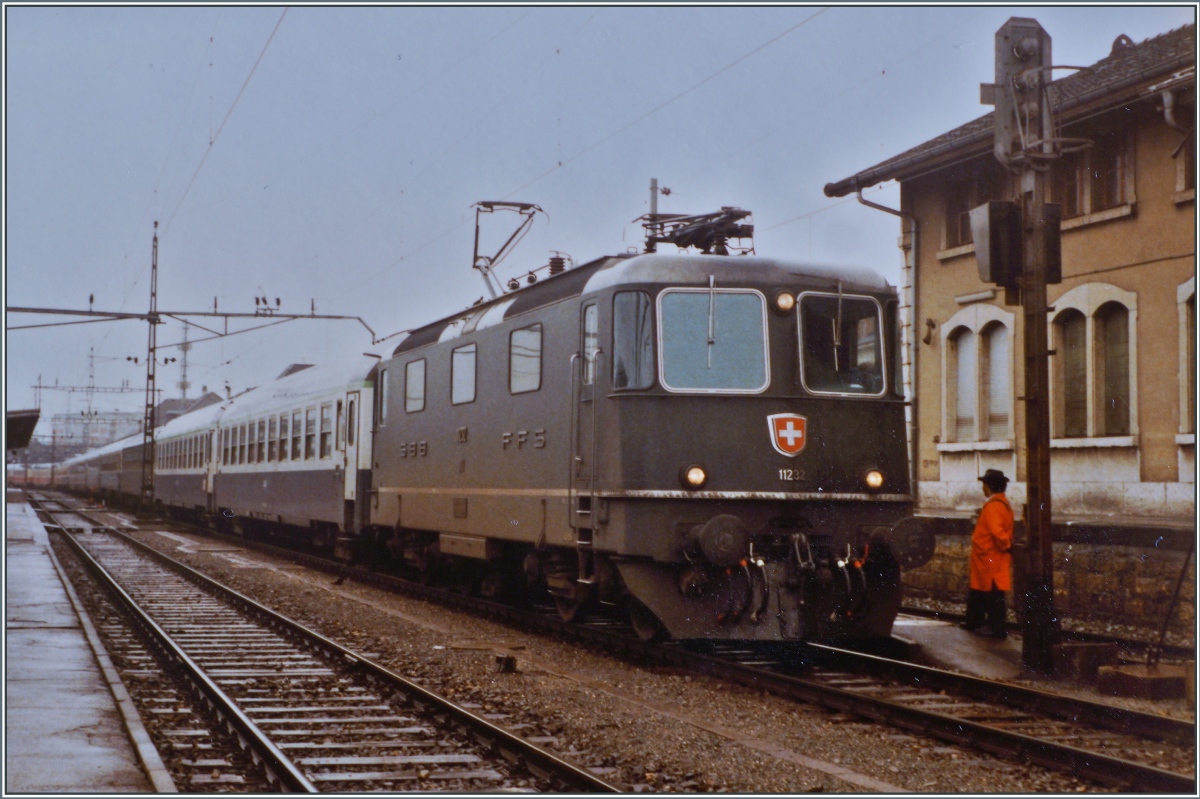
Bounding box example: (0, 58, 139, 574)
(961, 469, 1013, 639)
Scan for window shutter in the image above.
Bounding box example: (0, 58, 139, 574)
(984, 325, 1010, 440)
(954, 329, 977, 442)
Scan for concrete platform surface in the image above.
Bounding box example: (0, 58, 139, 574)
(5, 499, 156, 793)
(892, 614, 1024, 681)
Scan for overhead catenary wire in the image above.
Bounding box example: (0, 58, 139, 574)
(502, 8, 828, 200)
(164, 7, 289, 231)
(339, 10, 827, 304)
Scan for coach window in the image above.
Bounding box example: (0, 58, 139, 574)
(239, 424, 248, 464)
(257, 420, 266, 462)
(305, 407, 317, 459)
(613, 291, 654, 389)
(452, 343, 477, 405)
(510, 324, 542, 394)
(291, 410, 302, 460)
(798, 293, 885, 396)
(336, 400, 345, 451)
(347, 399, 357, 446)
(320, 403, 333, 458)
(405, 360, 425, 412)
(221, 429, 228, 465)
(379, 369, 389, 424)
(268, 416, 278, 461)
(279, 414, 290, 461)
(248, 423, 258, 464)
(659, 288, 769, 392)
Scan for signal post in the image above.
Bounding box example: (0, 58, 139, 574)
(974, 18, 1067, 673)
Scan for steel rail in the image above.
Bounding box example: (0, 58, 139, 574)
(63, 495, 1193, 793)
(48, 520, 317, 792)
(803, 642, 1195, 746)
(190, 532, 1196, 791)
(85, 523, 621, 794)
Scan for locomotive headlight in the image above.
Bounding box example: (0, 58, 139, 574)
(681, 464, 708, 489)
(865, 469, 884, 489)
(774, 291, 796, 313)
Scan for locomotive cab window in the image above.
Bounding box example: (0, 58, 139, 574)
(452, 343, 476, 405)
(510, 324, 542, 394)
(405, 360, 425, 412)
(657, 288, 769, 393)
(799, 292, 886, 396)
(379, 369, 389, 424)
(613, 291, 654, 390)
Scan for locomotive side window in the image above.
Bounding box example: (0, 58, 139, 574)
(583, 305, 599, 385)
(305, 407, 317, 459)
(452, 343, 477, 405)
(613, 291, 654, 390)
(405, 360, 425, 412)
(798, 293, 886, 396)
(291, 410, 302, 460)
(658, 289, 769, 392)
(320, 403, 333, 458)
(510, 324, 542, 394)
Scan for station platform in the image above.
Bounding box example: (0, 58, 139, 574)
(892, 614, 1025, 681)
(5, 493, 171, 793)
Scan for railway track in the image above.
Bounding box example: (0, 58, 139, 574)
(45, 492, 1197, 792)
(31, 495, 618, 793)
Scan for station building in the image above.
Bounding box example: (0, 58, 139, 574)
(826, 22, 1195, 630)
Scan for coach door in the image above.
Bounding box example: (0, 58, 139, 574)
(570, 302, 601, 533)
(341, 392, 360, 502)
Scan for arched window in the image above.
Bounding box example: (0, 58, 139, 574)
(940, 304, 1015, 447)
(1095, 302, 1130, 436)
(981, 322, 1010, 441)
(1057, 309, 1088, 438)
(1050, 283, 1138, 442)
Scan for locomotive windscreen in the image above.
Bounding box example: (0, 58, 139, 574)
(799, 293, 885, 395)
(658, 289, 768, 392)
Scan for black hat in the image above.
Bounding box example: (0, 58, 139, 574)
(978, 469, 1009, 492)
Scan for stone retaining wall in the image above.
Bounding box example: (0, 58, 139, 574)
(903, 534, 1195, 633)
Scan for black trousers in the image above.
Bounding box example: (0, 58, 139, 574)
(964, 588, 1007, 634)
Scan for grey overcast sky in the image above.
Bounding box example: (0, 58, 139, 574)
(5, 4, 1195, 442)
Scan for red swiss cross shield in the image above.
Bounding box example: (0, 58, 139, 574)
(768, 413, 807, 457)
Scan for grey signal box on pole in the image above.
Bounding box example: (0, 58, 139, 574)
(970, 200, 1021, 286)
(971, 200, 1062, 287)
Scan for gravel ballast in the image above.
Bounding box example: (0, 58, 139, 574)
(125, 527, 1160, 793)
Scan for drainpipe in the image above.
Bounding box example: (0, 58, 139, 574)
(856, 189, 920, 505)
